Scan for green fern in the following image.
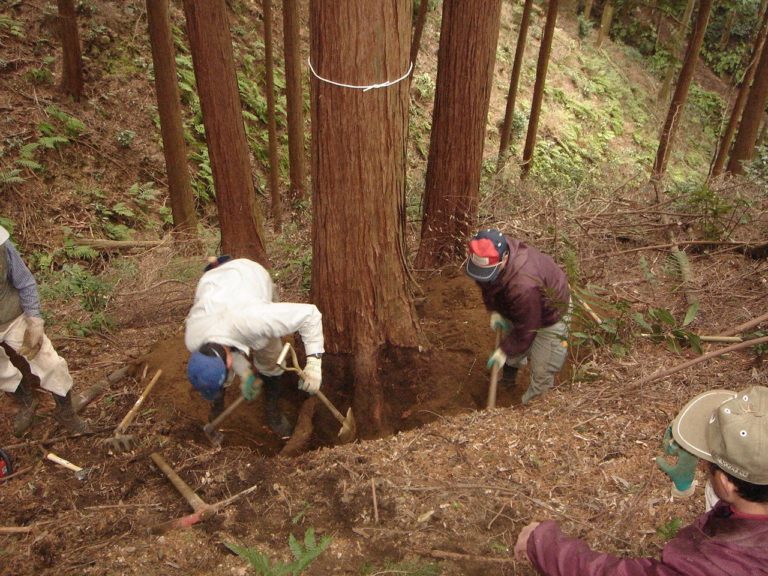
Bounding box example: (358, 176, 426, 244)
(226, 528, 331, 576)
(0, 168, 25, 189)
(15, 158, 43, 171)
(45, 105, 86, 137)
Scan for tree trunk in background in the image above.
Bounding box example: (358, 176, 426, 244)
(728, 30, 768, 174)
(498, 0, 534, 169)
(658, 0, 696, 103)
(57, 0, 84, 101)
(146, 0, 198, 234)
(711, 10, 768, 178)
(282, 0, 306, 203)
(582, 0, 594, 21)
(409, 0, 431, 77)
(652, 0, 713, 186)
(719, 9, 734, 49)
(264, 0, 282, 231)
(310, 0, 420, 434)
(521, 0, 560, 177)
(595, 0, 613, 48)
(414, 0, 502, 268)
(182, 0, 268, 264)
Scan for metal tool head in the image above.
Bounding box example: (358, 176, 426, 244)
(103, 433, 136, 454)
(337, 408, 357, 444)
(202, 423, 224, 447)
(74, 467, 94, 481)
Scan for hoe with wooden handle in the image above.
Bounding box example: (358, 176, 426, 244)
(276, 342, 356, 443)
(104, 369, 163, 453)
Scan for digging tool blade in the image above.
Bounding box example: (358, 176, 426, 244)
(104, 369, 162, 454)
(45, 452, 94, 481)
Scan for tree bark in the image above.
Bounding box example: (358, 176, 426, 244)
(595, 0, 613, 48)
(658, 0, 696, 103)
(582, 0, 594, 21)
(727, 22, 768, 174)
(282, 0, 306, 203)
(57, 0, 84, 101)
(182, 0, 268, 264)
(264, 0, 282, 231)
(521, 0, 560, 177)
(414, 0, 503, 268)
(652, 0, 714, 186)
(409, 0, 431, 77)
(310, 0, 420, 434)
(146, 0, 198, 234)
(711, 9, 768, 178)
(498, 0, 534, 168)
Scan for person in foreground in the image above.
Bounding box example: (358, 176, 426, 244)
(0, 224, 88, 436)
(185, 256, 324, 438)
(514, 385, 768, 575)
(465, 228, 570, 404)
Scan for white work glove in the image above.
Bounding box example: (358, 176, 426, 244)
(19, 316, 45, 360)
(486, 348, 507, 370)
(489, 312, 511, 332)
(299, 355, 322, 394)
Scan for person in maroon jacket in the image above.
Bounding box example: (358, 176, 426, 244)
(466, 229, 571, 404)
(514, 386, 768, 575)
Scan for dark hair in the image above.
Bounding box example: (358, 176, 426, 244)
(199, 342, 226, 361)
(710, 462, 768, 503)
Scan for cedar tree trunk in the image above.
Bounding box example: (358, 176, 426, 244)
(57, 0, 84, 101)
(283, 0, 306, 203)
(264, 0, 282, 230)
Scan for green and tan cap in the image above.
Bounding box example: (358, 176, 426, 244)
(672, 386, 768, 485)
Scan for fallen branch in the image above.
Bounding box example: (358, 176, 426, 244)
(722, 311, 768, 337)
(74, 239, 164, 250)
(420, 549, 516, 564)
(581, 240, 757, 262)
(629, 335, 768, 389)
(0, 526, 33, 534)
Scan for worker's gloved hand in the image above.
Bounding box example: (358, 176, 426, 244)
(486, 348, 507, 371)
(489, 312, 511, 332)
(19, 316, 45, 360)
(655, 426, 699, 497)
(240, 373, 262, 401)
(298, 356, 322, 394)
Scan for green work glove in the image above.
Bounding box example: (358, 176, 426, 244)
(489, 312, 511, 333)
(241, 373, 262, 401)
(655, 426, 698, 497)
(232, 353, 262, 401)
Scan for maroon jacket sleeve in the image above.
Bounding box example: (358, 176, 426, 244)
(527, 521, 683, 576)
(499, 285, 542, 357)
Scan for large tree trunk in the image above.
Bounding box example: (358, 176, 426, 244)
(652, 0, 714, 187)
(727, 29, 768, 174)
(521, 0, 560, 177)
(414, 0, 503, 268)
(310, 0, 420, 434)
(264, 0, 282, 231)
(146, 0, 198, 234)
(182, 0, 268, 264)
(498, 0, 534, 168)
(57, 0, 84, 101)
(711, 10, 768, 178)
(282, 0, 306, 203)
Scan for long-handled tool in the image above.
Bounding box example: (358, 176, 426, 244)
(486, 327, 502, 410)
(148, 452, 260, 534)
(104, 369, 163, 453)
(45, 451, 94, 481)
(202, 372, 263, 446)
(276, 342, 356, 443)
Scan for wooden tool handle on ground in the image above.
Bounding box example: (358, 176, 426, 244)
(486, 328, 502, 410)
(150, 452, 208, 512)
(115, 369, 163, 433)
(46, 452, 83, 472)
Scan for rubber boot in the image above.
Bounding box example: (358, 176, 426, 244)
(263, 375, 293, 438)
(208, 390, 226, 423)
(11, 376, 38, 437)
(52, 391, 89, 434)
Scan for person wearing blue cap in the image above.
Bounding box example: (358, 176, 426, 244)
(185, 256, 324, 438)
(466, 229, 570, 405)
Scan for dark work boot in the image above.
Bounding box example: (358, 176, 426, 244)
(500, 366, 519, 389)
(263, 375, 293, 439)
(11, 376, 38, 437)
(208, 391, 226, 423)
(52, 391, 89, 434)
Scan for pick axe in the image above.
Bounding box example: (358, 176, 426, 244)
(44, 451, 95, 481)
(202, 374, 263, 446)
(276, 342, 356, 443)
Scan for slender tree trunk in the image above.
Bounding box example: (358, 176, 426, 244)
(711, 10, 768, 178)
(658, 0, 696, 103)
(146, 0, 198, 234)
(728, 29, 768, 174)
(719, 9, 734, 49)
(264, 0, 282, 231)
(310, 0, 420, 434)
(652, 0, 714, 186)
(595, 0, 614, 48)
(521, 0, 560, 177)
(282, 0, 306, 203)
(57, 0, 84, 101)
(182, 0, 268, 264)
(414, 0, 503, 268)
(583, 0, 594, 21)
(498, 0, 534, 168)
(410, 0, 431, 77)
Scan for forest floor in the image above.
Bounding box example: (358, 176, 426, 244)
(1, 1, 768, 575)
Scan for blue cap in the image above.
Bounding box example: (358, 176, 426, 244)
(204, 255, 233, 273)
(187, 351, 227, 401)
(466, 229, 508, 282)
